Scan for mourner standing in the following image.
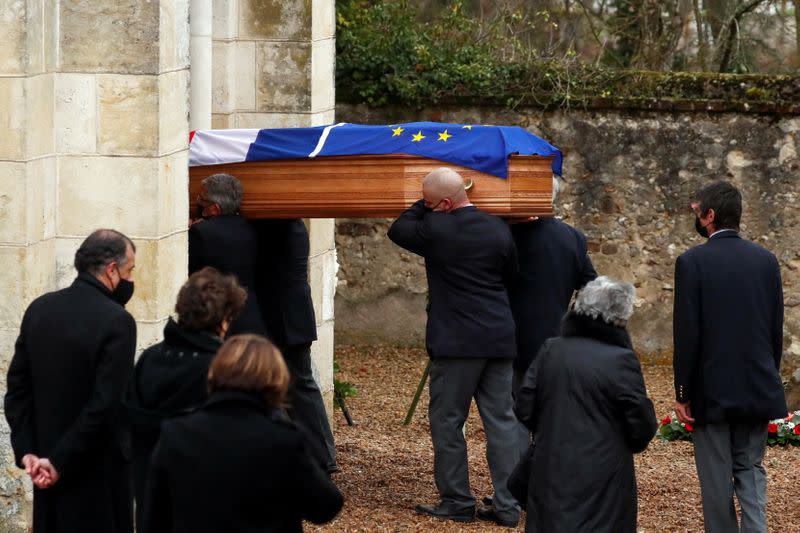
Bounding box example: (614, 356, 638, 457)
(673, 181, 785, 532)
(515, 276, 657, 533)
(127, 267, 246, 527)
(142, 335, 343, 533)
(5, 229, 138, 533)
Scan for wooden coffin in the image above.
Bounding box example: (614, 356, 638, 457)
(188, 154, 554, 219)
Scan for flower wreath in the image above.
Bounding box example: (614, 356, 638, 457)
(658, 410, 800, 446)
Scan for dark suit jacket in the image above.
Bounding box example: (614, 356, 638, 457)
(388, 201, 518, 359)
(252, 219, 318, 350)
(673, 231, 786, 424)
(4, 272, 136, 533)
(142, 391, 343, 533)
(510, 217, 597, 371)
(188, 214, 268, 337)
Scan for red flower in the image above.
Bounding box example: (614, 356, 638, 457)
(661, 415, 671, 426)
(768, 423, 778, 434)
(684, 423, 694, 432)
(793, 426, 800, 436)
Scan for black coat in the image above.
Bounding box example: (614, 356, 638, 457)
(142, 391, 343, 533)
(673, 231, 785, 423)
(4, 273, 137, 533)
(388, 201, 518, 359)
(188, 214, 268, 337)
(126, 318, 222, 528)
(514, 313, 657, 533)
(510, 217, 597, 371)
(252, 219, 318, 349)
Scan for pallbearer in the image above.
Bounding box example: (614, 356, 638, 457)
(388, 168, 520, 528)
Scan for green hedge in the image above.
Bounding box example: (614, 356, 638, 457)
(336, 1, 800, 111)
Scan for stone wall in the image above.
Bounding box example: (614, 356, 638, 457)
(333, 104, 800, 381)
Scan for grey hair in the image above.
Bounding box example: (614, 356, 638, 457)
(423, 167, 468, 203)
(573, 276, 636, 327)
(202, 173, 243, 215)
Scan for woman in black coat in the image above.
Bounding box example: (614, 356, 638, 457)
(127, 267, 246, 527)
(514, 276, 657, 533)
(142, 334, 343, 533)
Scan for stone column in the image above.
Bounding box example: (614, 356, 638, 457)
(0, 2, 190, 529)
(211, 0, 338, 412)
(190, 0, 213, 129)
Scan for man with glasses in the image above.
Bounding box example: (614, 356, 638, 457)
(189, 173, 268, 338)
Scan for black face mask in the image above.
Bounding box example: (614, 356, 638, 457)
(112, 278, 135, 306)
(694, 216, 709, 238)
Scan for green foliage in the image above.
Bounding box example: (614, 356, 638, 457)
(336, 0, 527, 107)
(336, 0, 800, 110)
(333, 359, 357, 407)
(657, 413, 694, 442)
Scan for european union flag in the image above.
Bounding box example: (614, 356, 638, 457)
(193, 122, 563, 178)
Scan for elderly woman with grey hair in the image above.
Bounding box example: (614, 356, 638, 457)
(514, 276, 657, 533)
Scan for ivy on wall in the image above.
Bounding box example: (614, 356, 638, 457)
(336, 0, 800, 111)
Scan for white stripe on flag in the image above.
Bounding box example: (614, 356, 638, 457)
(308, 123, 346, 158)
(189, 129, 260, 167)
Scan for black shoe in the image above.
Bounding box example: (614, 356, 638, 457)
(414, 503, 475, 523)
(477, 507, 519, 528)
(325, 464, 340, 475)
(482, 496, 493, 507)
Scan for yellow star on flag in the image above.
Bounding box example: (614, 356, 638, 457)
(437, 130, 452, 142)
(412, 131, 425, 142)
(462, 125, 473, 130)
(391, 126, 405, 137)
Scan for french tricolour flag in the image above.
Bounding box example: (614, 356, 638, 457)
(189, 122, 562, 179)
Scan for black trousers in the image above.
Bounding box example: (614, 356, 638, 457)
(283, 343, 337, 471)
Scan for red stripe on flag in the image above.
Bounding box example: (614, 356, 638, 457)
(189, 130, 196, 143)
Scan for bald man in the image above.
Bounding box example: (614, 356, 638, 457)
(388, 168, 520, 528)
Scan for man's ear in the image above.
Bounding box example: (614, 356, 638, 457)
(706, 208, 716, 223)
(103, 260, 117, 280)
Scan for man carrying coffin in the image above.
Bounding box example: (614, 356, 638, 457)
(252, 218, 338, 474)
(508, 176, 597, 460)
(388, 168, 520, 528)
(189, 173, 269, 338)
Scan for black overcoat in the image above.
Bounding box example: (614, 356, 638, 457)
(388, 201, 518, 359)
(509, 217, 596, 371)
(142, 391, 343, 533)
(514, 313, 657, 533)
(673, 231, 785, 423)
(4, 272, 136, 533)
(126, 318, 222, 528)
(251, 218, 318, 350)
(188, 214, 268, 337)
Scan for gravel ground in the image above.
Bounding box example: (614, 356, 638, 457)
(308, 345, 800, 532)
